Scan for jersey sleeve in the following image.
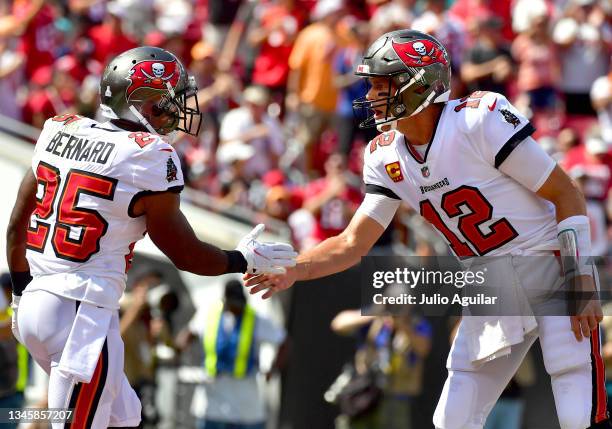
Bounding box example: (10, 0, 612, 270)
(362, 139, 401, 200)
(461, 92, 536, 169)
(130, 138, 184, 193)
(498, 135, 556, 192)
(355, 193, 401, 228)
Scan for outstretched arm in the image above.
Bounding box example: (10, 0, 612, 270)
(294, 213, 385, 281)
(135, 191, 296, 275)
(137, 191, 240, 275)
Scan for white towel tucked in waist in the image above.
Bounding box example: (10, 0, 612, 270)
(462, 256, 538, 365)
(57, 302, 112, 383)
(463, 315, 536, 365)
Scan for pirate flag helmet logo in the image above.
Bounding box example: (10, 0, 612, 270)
(391, 39, 449, 68)
(125, 60, 181, 100)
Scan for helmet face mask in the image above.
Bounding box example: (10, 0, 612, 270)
(155, 77, 202, 136)
(352, 30, 451, 130)
(100, 47, 202, 137)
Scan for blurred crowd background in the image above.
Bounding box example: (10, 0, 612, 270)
(2, 0, 612, 428)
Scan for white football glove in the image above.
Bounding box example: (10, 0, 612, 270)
(236, 224, 297, 274)
(10, 294, 23, 344)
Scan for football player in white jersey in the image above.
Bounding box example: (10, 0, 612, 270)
(5, 46, 296, 429)
(245, 30, 611, 429)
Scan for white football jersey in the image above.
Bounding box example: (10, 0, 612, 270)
(363, 92, 558, 258)
(25, 114, 184, 308)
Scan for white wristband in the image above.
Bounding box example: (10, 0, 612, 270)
(557, 215, 593, 277)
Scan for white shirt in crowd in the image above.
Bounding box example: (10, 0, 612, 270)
(220, 107, 285, 179)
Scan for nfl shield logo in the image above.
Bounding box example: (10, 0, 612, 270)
(421, 166, 430, 178)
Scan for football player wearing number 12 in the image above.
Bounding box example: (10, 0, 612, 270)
(5, 47, 296, 429)
(245, 30, 611, 429)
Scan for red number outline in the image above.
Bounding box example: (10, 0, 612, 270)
(420, 199, 476, 257)
(128, 132, 156, 148)
(369, 131, 396, 153)
(441, 186, 518, 255)
(26, 162, 61, 252)
(454, 91, 489, 112)
(51, 169, 117, 262)
(420, 186, 518, 257)
(52, 113, 82, 125)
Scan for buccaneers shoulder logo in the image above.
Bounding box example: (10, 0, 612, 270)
(500, 108, 520, 128)
(125, 60, 180, 100)
(166, 156, 178, 182)
(392, 39, 448, 68)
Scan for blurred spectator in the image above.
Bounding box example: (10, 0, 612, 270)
(570, 168, 609, 256)
(87, 2, 138, 65)
(563, 136, 612, 203)
(67, 0, 107, 25)
(203, 0, 244, 52)
(120, 270, 164, 428)
(216, 140, 256, 208)
(412, 0, 465, 83)
(511, 2, 560, 119)
(556, 127, 582, 162)
(591, 67, 612, 146)
(449, 0, 514, 43)
(22, 66, 61, 128)
(154, 0, 193, 43)
(330, 307, 432, 429)
(219, 85, 285, 180)
(0, 37, 24, 120)
(553, 0, 611, 116)
(369, 0, 414, 39)
(4, 0, 59, 79)
(0, 273, 28, 429)
(179, 41, 241, 184)
(263, 185, 294, 222)
(461, 16, 512, 95)
(333, 18, 372, 155)
(248, 0, 304, 97)
(287, 0, 343, 171)
(297, 153, 362, 249)
(177, 279, 288, 429)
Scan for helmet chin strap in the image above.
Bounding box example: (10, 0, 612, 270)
(129, 105, 157, 134)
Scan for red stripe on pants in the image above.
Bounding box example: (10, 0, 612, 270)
(70, 351, 104, 429)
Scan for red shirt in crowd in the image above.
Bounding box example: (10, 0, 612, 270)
(252, 5, 304, 89)
(87, 22, 138, 65)
(300, 178, 362, 242)
(563, 146, 612, 201)
(449, 0, 514, 42)
(14, 2, 59, 78)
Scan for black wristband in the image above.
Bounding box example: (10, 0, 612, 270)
(224, 250, 248, 273)
(9, 271, 32, 296)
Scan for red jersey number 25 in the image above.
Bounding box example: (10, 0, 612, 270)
(27, 162, 118, 262)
